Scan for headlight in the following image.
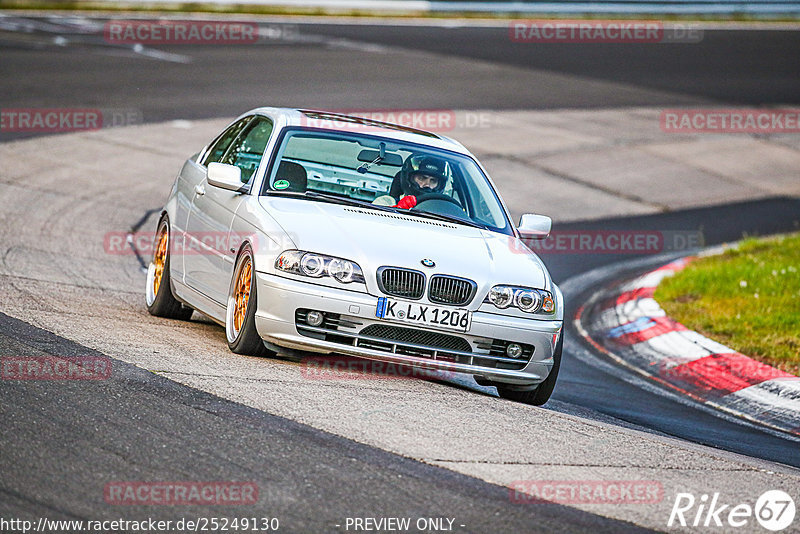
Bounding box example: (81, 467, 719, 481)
(275, 250, 303, 272)
(276, 250, 365, 284)
(514, 289, 540, 312)
(300, 254, 325, 277)
(487, 285, 514, 308)
(485, 285, 555, 314)
(327, 258, 355, 283)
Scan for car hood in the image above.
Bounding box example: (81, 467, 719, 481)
(259, 197, 550, 293)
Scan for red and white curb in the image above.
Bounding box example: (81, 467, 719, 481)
(575, 257, 800, 437)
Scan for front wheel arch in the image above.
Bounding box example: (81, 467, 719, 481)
(225, 241, 269, 356)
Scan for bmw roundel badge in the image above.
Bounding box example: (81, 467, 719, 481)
(421, 259, 435, 268)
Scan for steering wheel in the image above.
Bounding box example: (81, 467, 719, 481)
(413, 193, 463, 208)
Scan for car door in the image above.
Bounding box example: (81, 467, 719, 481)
(184, 115, 274, 304)
(174, 116, 252, 283)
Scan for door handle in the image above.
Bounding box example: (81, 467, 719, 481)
(194, 184, 205, 196)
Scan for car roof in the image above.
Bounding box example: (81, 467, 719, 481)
(241, 107, 470, 155)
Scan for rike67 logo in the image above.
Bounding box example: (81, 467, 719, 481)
(668, 490, 795, 531)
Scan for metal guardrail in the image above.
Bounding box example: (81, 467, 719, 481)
(67, 0, 800, 16)
(429, 1, 800, 14)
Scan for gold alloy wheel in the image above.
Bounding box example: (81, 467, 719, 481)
(232, 255, 253, 334)
(152, 228, 169, 297)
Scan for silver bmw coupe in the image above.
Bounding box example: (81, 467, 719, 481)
(146, 108, 563, 405)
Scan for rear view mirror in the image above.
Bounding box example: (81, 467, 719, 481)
(356, 149, 404, 167)
(518, 214, 552, 239)
(207, 162, 244, 191)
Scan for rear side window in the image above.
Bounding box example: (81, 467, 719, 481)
(201, 117, 251, 166)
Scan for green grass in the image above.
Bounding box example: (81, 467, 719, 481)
(654, 232, 800, 375)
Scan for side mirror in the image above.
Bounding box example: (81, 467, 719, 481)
(518, 214, 552, 239)
(207, 162, 243, 191)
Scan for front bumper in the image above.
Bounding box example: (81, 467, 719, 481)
(253, 272, 562, 386)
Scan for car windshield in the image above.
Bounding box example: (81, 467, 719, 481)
(263, 129, 511, 233)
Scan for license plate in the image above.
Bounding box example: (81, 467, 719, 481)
(375, 297, 472, 333)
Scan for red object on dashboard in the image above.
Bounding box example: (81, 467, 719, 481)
(396, 196, 417, 209)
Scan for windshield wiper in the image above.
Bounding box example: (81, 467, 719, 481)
(304, 191, 405, 212)
(409, 210, 488, 229)
(304, 191, 365, 206)
(267, 189, 397, 212)
(267, 190, 357, 205)
(267, 190, 484, 227)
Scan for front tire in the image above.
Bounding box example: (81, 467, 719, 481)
(497, 332, 563, 406)
(226, 243, 268, 356)
(146, 216, 193, 320)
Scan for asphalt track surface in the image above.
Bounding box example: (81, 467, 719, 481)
(303, 23, 800, 107)
(0, 312, 646, 533)
(1, 15, 800, 532)
(1, 17, 798, 137)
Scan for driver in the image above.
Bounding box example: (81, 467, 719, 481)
(373, 156, 448, 209)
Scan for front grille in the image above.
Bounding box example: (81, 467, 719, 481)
(359, 324, 471, 352)
(429, 275, 477, 306)
(378, 267, 425, 299)
(295, 321, 532, 371)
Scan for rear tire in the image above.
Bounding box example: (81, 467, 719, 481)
(226, 243, 268, 356)
(497, 332, 562, 406)
(145, 216, 193, 320)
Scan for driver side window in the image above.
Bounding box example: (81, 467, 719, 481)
(220, 117, 274, 184)
(201, 117, 251, 166)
